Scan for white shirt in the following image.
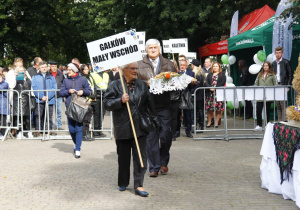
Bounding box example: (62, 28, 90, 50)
(276, 57, 282, 83)
(149, 57, 160, 75)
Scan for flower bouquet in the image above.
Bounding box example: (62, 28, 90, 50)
(149, 71, 196, 94)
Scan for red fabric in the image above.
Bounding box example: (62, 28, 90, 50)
(238, 5, 275, 34)
(198, 5, 275, 57)
(51, 72, 57, 78)
(199, 40, 228, 58)
(71, 73, 78, 78)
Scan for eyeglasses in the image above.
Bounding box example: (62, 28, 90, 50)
(125, 67, 139, 71)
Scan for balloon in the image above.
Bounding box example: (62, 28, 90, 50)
(249, 64, 262, 74)
(226, 76, 233, 84)
(240, 101, 244, 108)
(227, 100, 239, 109)
(226, 83, 235, 87)
(233, 99, 239, 109)
(253, 54, 263, 65)
(257, 50, 266, 62)
(266, 54, 273, 63)
(221, 54, 229, 64)
(227, 101, 234, 109)
(228, 55, 236, 65)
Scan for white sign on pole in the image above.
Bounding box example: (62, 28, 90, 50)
(136, 31, 146, 54)
(162, 40, 171, 53)
(169, 38, 188, 54)
(182, 52, 197, 62)
(86, 29, 142, 72)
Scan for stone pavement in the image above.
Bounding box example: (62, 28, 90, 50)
(0, 123, 298, 209)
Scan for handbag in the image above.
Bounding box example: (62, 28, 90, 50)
(179, 91, 194, 110)
(132, 98, 155, 133)
(65, 94, 91, 123)
(140, 113, 155, 133)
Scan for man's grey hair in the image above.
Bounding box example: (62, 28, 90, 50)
(145, 39, 160, 50)
(39, 61, 47, 66)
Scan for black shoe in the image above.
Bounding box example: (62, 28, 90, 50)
(93, 132, 106, 138)
(175, 133, 180, 138)
(172, 138, 176, 141)
(119, 186, 126, 191)
(135, 188, 149, 197)
(186, 133, 193, 138)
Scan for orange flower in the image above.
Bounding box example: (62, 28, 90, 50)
(165, 73, 170, 79)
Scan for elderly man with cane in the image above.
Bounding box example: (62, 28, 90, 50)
(104, 62, 161, 197)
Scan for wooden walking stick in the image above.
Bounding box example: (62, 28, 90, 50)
(118, 68, 144, 168)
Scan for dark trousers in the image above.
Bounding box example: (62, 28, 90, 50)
(83, 100, 102, 133)
(116, 136, 147, 188)
(196, 100, 204, 127)
(13, 115, 30, 133)
(170, 101, 179, 136)
(183, 109, 193, 135)
(92, 100, 102, 130)
(245, 100, 253, 118)
(256, 101, 271, 127)
(34, 103, 53, 130)
(176, 108, 182, 134)
(0, 115, 7, 135)
(146, 108, 172, 172)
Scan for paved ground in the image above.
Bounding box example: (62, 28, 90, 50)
(0, 115, 298, 209)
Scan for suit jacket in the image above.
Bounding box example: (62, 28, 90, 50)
(137, 54, 176, 109)
(272, 58, 292, 85)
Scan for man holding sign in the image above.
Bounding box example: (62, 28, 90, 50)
(137, 39, 177, 177)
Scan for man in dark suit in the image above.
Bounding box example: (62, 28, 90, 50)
(27, 57, 42, 78)
(137, 39, 177, 177)
(202, 58, 212, 77)
(272, 47, 293, 121)
(177, 58, 195, 138)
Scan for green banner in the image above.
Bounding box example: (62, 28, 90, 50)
(228, 16, 275, 52)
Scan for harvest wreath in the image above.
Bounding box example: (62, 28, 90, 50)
(149, 71, 196, 94)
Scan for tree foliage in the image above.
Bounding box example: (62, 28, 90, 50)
(0, 0, 281, 67)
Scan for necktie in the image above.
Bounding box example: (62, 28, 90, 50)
(152, 60, 157, 74)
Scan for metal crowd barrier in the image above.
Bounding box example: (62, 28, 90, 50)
(193, 85, 296, 141)
(0, 90, 20, 141)
(1, 89, 113, 141)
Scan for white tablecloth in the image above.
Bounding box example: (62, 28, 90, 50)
(260, 122, 300, 208)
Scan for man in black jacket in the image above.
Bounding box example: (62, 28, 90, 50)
(272, 47, 293, 121)
(48, 61, 64, 130)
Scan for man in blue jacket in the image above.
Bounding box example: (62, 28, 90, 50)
(32, 61, 57, 137)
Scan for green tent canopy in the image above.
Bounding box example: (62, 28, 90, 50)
(228, 16, 274, 55)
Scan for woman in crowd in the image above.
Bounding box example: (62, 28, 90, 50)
(254, 61, 277, 131)
(191, 59, 205, 132)
(205, 62, 226, 128)
(104, 62, 161, 197)
(6, 58, 32, 138)
(59, 63, 92, 158)
(0, 73, 9, 137)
